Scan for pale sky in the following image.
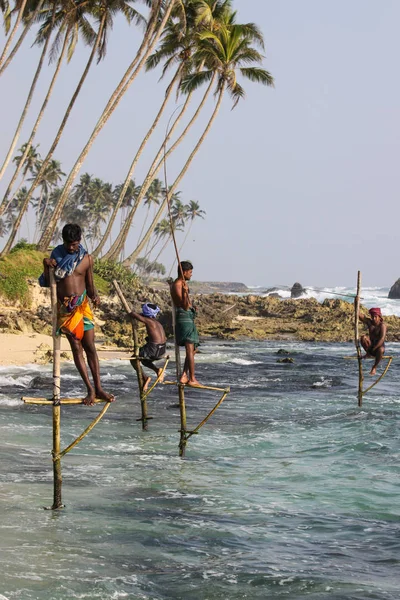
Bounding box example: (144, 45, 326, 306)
(1, 1, 400, 287)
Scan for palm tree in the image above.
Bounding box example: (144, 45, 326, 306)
(101, 0, 233, 261)
(168, 198, 204, 275)
(0, 0, 47, 77)
(92, 178, 141, 257)
(0, 0, 58, 184)
(1, 0, 140, 254)
(0, 0, 29, 70)
(0, 14, 72, 214)
(1, 143, 41, 216)
(36, 0, 178, 252)
(122, 15, 274, 266)
(0, 0, 145, 253)
(32, 158, 65, 240)
(83, 178, 114, 250)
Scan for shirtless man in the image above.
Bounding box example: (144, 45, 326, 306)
(170, 261, 201, 386)
(130, 303, 167, 392)
(40, 223, 114, 405)
(359, 307, 387, 376)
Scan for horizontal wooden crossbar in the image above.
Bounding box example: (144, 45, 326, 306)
(22, 397, 109, 405)
(163, 381, 230, 393)
(343, 356, 393, 360)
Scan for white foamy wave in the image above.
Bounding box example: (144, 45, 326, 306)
(312, 377, 333, 388)
(229, 358, 263, 366)
(0, 374, 32, 388)
(0, 395, 21, 407)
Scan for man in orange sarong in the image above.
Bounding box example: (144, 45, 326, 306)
(40, 223, 114, 406)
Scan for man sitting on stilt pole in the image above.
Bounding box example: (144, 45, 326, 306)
(358, 306, 387, 376)
(130, 303, 167, 392)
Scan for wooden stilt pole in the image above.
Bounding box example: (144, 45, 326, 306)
(112, 280, 148, 430)
(355, 271, 364, 407)
(49, 268, 63, 510)
(168, 280, 187, 456)
(178, 384, 187, 457)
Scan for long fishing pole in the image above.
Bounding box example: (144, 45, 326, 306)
(275, 284, 361, 300)
(163, 105, 184, 278)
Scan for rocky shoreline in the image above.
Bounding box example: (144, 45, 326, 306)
(2, 280, 400, 350)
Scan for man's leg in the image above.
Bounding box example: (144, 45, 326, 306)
(81, 329, 114, 404)
(370, 347, 384, 376)
(179, 343, 201, 385)
(130, 358, 152, 392)
(66, 334, 96, 406)
(360, 335, 372, 357)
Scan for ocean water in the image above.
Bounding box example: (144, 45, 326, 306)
(0, 340, 400, 599)
(250, 285, 400, 317)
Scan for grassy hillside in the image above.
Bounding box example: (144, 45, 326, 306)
(0, 245, 110, 306)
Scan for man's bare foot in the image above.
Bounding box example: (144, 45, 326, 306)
(95, 388, 115, 402)
(157, 368, 165, 383)
(83, 389, 96, 406)
(179, 373, 189, 384)
(143, 376, 151, 392)
(187, 378, 203, 387)
(370, 366, 377, 376)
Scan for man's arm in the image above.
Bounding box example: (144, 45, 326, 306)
(370, 323, 387, 352)
(85, 255, 100, 307)
(130, 311, 149, 324)
(42, 257, 57, 286)
(358, 313, 369, 323)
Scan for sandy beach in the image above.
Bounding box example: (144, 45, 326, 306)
(0, 332, 132, 366)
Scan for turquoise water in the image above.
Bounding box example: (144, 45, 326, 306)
(0, 341, 399, 599)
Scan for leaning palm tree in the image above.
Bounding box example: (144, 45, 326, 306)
(0, 0, 29, 70)
(0, 0, 47, 77)
(101, 0, 232, 261)
(1, 0, 145, 254)
(1, 143, 41, 216)
(0, 8, 76, 213)
(36, 0, 178, 253)
(122, 17, 274, 266)
(0, 0, 58, 184)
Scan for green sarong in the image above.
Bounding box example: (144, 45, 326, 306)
(175, 307, 199, 349)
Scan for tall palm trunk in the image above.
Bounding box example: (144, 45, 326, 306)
(1, 12, 108, 256)
(0, 1, 56, 183)
(92, 65, 183, 258)
(103, 73, 216, 261)
(37, 0, 177, 253)
(0, 0, 45, 77)
(168, 221, 193, 276)
(0, 0, 28, 70)
(122, 85, 225, 266)
(0, 28, 69, 217)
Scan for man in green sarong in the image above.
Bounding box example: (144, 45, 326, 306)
(170, 260, 202, 386)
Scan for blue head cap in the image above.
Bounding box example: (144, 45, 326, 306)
(142, 303, 160, 318)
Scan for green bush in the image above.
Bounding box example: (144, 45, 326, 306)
(93, 259, 138, 289)
(0, 248, 46, 305)
(9, 239, 39, 254)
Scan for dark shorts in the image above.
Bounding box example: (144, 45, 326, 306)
(138, 342, 166, 361)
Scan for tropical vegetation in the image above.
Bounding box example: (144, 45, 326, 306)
(0, 0, 273, 278)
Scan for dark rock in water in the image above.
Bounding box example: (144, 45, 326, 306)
(291, 282, 305, 299)
(30, 375, 52, 389)
(388, 279, 400, 299)
(276, 349, 290, 355)
(277, 357, 294, 363)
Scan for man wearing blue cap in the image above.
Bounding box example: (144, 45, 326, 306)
(130, 303, 166, 391)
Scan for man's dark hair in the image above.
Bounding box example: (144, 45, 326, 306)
(62, 223, 82, 243)
(179, 261, 193, 276)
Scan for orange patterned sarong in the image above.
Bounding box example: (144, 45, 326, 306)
(57, 291, 94, 341)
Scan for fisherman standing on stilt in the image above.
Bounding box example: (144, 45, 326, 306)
(39, 223, 115, 405)
(170, 261, 202, 386)
(358, 306, 387, 376)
